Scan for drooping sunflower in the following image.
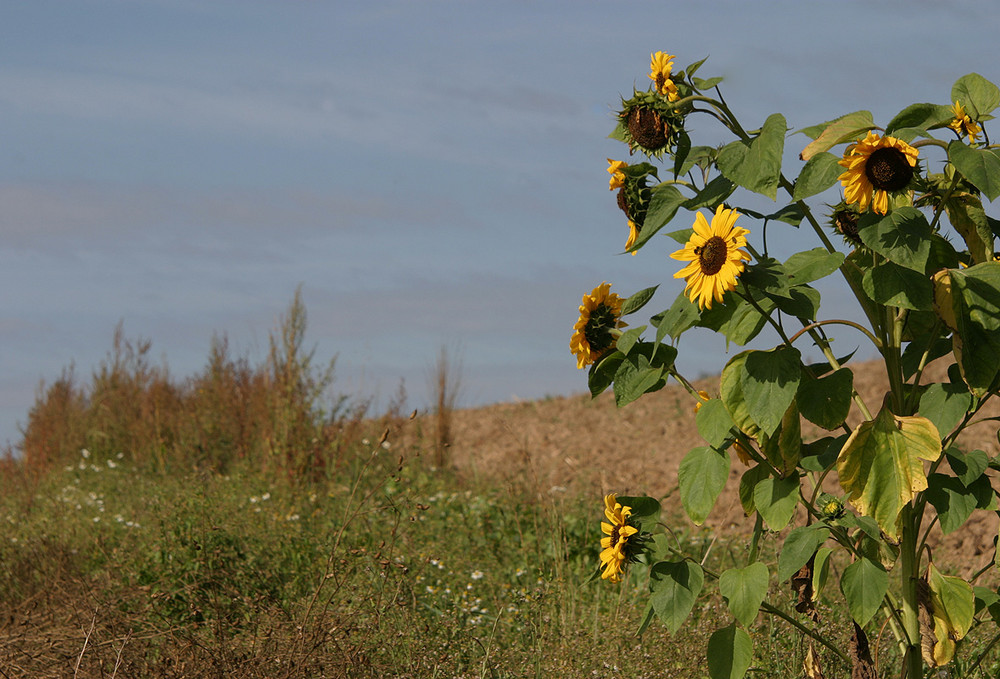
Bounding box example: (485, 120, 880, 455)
(570, 282, 627, 369)
(648, 51, 679, 101)
(607, 158, 627, 191)
(949, 101, 982, 143)
(829, 202, 863, 248)
(670, 205, 751, 310)
(599, 493, 639, 583)
(838, 131, 919, 215)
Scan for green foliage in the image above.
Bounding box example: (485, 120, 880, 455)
(586, 54, 1000, 679)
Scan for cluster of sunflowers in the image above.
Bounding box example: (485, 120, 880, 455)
(572, 52, 1000, 678)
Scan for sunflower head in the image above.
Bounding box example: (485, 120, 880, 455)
(570, 282, 627, 369)
(670, 205, 751, 310)
(829, 202, 863, 248)
(838, 131, 919, 215)
(648, 51, 680, 101)
(613, 162, 656, 254)
(599, 493, 640, 583)
(818, 493, 845, 520)
(949, 101, 982, 143)
(617, 90, 684, 158)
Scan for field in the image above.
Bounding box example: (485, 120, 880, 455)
(2, 303, 1000, 678)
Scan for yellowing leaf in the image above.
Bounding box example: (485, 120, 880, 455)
(836, 408, 941, 540)
(927, 563, 974, 666)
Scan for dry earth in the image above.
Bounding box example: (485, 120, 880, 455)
(438, 358, 1000, 574)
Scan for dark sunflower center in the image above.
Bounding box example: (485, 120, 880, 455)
(609, 525, 621, 548)
(583, 304, 617, 354)
(617, 187, 630, 219)
(864, 147, 913, 192)
(627, 107, 669, 151)
(694, 236, 728, 275)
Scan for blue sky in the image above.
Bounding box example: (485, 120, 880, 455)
(1, 1, 998, 447)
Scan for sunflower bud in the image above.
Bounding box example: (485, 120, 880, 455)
(818, 493, 845, 520)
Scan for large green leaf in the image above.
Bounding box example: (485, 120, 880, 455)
(783, 248, 845, 286)
(799, 110, 874, 160)
(719, 562, 769, 629)
(632, 184, 687, 250)
(861, 260, 933, 311)
(752, 473, 799, 531)
(840, 557, 888, 626)
(613, 351, 665, 407)
(683, 175, 736, 210)
(924, 473, 992, 535)
(778, 524, 830, 582)
(738, 464, 769, 515)
(707, 623, 753, 679)
(938, 264, 1000, 394)
(621, 286, 658, 316)
(943, 192, 994, 264)
(836, 407, 942, 540)
(946, 448, 988, 487)
(696, 398, 737, 448)
(741, 346, 802, 436)
(652, 290, 700, 342)
(857, 207, 932, 272)
(717, 113, 787, 200)
(918, 383, 972, 438)
(886, 102, 957, 134)
(949, 142, 1000, 202)
(649, 560, 704, 633)
(952, 72, 1000, 119)
(678, 446, 731, 525)
(792, 152, 842, 200)
(718, 295, 774, 346)
(797, 368, 853, 430)
(720, 351, 760, 439)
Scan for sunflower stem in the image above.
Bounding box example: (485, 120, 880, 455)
(786, 319, 882, 351)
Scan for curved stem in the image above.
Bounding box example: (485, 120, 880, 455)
(787, 319, 883, 351)
(759, 601, 850, 664)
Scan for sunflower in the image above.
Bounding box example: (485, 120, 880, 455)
(949, 101, 982, 143)
(830, 203, 863, 247)
(599, 493, 639, 583)
(648, 51, 679, 101)
(670, 206, 751, 310)
(607, 158, 627, 191)
(570, 282, 627, 369)
(838, 131, 919, 215)
(693, 389, 710, 413)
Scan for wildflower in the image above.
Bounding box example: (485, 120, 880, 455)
(607, 159, 627, 191)
(838, 131, 919, 215)
(471, 570, 484, 580)
(648, 51, 679, 101)
(570, 282, 627, 369)
(670, 205, 751, 310)
(949, 101, 982, 143)
(600, 493, 639, 583)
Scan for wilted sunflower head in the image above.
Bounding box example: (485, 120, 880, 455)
(617, 90, 683, 158)
(570, 283, 627, 369)
(648, 51, 680, 101)
(670, 205, 751, 310)
(838, 131, 919, 215)
(599, 493, 639, 584)
(949, 101, 982, 143)
(613, 162, 655, 254)
(829, 202, 863, 247)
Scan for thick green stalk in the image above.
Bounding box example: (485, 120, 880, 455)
(898, 505, 924, 679)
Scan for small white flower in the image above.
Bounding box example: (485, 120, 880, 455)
(261, 492, 271, 501)
(106, 460, 117, 469)
(81, 449, 90, 459)
(471, 570, 484, 580)
(381, 440, 391, 450)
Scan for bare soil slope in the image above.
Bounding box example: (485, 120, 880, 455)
(441, 359, 1000, 570)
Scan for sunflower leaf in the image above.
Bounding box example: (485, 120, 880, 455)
(588, 351, 623, 397)
(948, 142, 1000, 202)
(716, 113, 786, 200)
(777, 524, 830, 582)
(836, 407, 941, 540)
(784, 248, 845, 285)
(792, 151, 843, 200)
(840, 556, 888, 626)
(682, 174, 736, 210)
(613, 350, 665, 407)
(719, 562, 769, 629)
(632, 184, 687, 250)
(707, 623, 753, 679)
(952, 73, 1000, 119)
(797, 368, 853, 431)
(752, 473, 799, 531)
(857, 207, 932, 272)
(939, 263, 1000, 394)
(718, 295, 774, 346)
(678, 446, 730, 525)
(622, 286, 658, 316)
(651, 290, 700, 341)
(924, 474, 980, 535)
(799, 110, 874, 160)
(649, 560, 704, 633)
(696, 398, 736, 448)
(943, 191, 994, 264)
(740, 346, 802, 437)
(918, 383, 972, 439)
(861, 260, 933, 311)
(885, 103, 956, 134)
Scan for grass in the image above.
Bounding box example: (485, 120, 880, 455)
(3, 294, 1000, 677)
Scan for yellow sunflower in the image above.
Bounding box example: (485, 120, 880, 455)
(625, 219, 639, 256)
(600, 493, 639, 583)
(838, 131, 919, 215)
(670, 206, 751, 310)
(648, 51, 679, 102)
(607, 158, 627, 191)
(693, 389, 710, 413)
(949, 101, 982, 143)
(570, 282, 627, 369)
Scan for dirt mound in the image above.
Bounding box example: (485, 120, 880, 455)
(443, 358, 1000, 571)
